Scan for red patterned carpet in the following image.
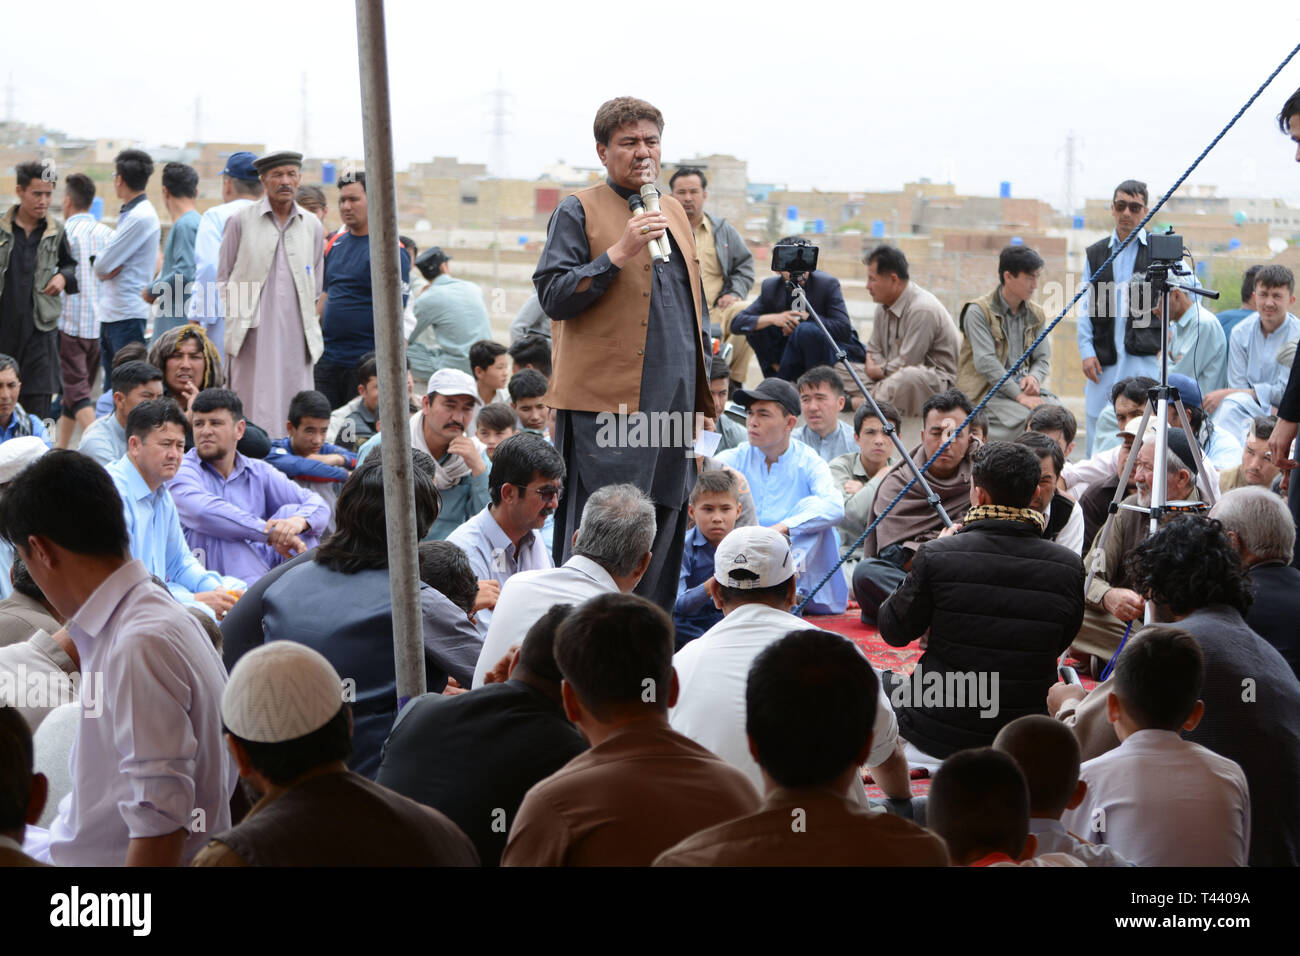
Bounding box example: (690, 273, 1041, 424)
(806, 605, 1096, 800)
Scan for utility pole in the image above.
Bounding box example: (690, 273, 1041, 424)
(301, 72, 310, 157)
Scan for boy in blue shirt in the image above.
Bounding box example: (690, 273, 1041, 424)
(268, 390, 357, 529)
(673, 470, 743, 649)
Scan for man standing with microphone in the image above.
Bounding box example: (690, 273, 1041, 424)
(1268, 87, 1300, 564)
(533, 97, 713, 612)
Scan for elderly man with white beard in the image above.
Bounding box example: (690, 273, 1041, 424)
(1072, 429, 1201, 673)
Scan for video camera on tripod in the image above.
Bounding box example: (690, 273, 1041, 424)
(771, 240, 819, 286)
(1136, 228, 1219, 316)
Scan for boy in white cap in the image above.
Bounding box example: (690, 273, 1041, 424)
(356, 368, 489, 541)
(669, 525, 912, 805)
(192, 641, 478, 867)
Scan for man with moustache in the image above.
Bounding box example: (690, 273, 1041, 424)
(533, 96, 713, 612)
(447, 432, 565, 637)
(218, 150, 324, 439)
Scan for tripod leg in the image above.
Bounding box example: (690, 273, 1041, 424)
(1171, 399, 1217, 506)
(1084, 399, 1155, 597)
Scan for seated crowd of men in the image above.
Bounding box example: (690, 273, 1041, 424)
(1, 158, 1299, 868)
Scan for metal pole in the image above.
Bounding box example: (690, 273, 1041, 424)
(356, 0, 425, 706)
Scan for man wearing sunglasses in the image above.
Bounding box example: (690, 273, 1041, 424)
(447, 432, 566, 638)
(1077, 180, 1161, 455)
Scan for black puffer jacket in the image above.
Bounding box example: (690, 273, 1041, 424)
(878, 517, 1085, 759)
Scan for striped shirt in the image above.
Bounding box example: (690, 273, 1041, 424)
(60, 212, 113, 339)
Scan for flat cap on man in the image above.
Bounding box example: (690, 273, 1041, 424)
(253, 150, 305, 174)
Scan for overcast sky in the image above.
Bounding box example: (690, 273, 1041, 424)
(11, 0, 1300, 209)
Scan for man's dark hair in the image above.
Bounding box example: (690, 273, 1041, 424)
(191, 387, 243, 422)
(10, 556, 44, 604)
(592, 96, 664, 145)
(228, 705, 352, 786)
(718, 568, 793, 609)
(339, 169, 366, 192)
(971, 441, 1041, 508)
(921, 388, 973, 422)
(928, 748, 1031, 863)
(1025, 403, 1077, 446)
(14, 162, 48, 190)
(515, 603, 573, 685)
(487, 432, 565, 506)
(469, 339, 508, 375)
(508, 336, 552, 378)
(64, 172, 95, 211)
(554, 592, 673, 719)
(230, 175, 263, 198)
(854, 398, 901, 435)
(316, 456, 440, 574)
(161, 162, 198, 199)
(417, 540, 477, 616)
(400, 236, 417, 259)
(125, 398, 187, 443)
(746, 629, 878, 789)
(1014, 430, 1065, 481)
(287, 390, 332, 427)
(0, 451, 128, 559)
(112, 341, 149, 369)
(1239, 265, 1262, 303)
(865, 244, 909, 280)
(970, 408, 989, 439)
(0, 354, 20, 379)
(508, 368, 549, 403)
(114, 149, 154, 192)
(992, 715, 1082, 819)
(1111, 375, 1157, 408)
(669, 166, 707, 190)
(796, 365, 845, 397)
(1278, 87, 1300, 134)
(690, 468, 739, 506)
(1113, 179, 1148, 206)
(1125, 515, 1252, 617)
(476, 402, 518, 434)
(1254, 264, 1295, 294)
(110, 360, 162, 397)
(355, 354, 378, 386)
(1250, 415, 1277, 442)
(296, 184, 326, 211)
(0, 705, 35, 832)
(998, 245, 1044, 283)
(709, 354, 730, 383)
(1113, 626, 1205, 731)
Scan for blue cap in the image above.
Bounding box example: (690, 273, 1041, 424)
(1167, 373, 1203, 410)
(219, 151, 259, 182)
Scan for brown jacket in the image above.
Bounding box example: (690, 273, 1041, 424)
(546, 183, 712, 415)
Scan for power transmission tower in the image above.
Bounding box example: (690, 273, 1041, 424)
(301, 72, 310, 156)
(194, 97, 202, 144)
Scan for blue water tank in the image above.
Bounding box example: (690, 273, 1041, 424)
(1010, 236, 1023, 246)
(321, 161, 336, 185)
(517, 235, 527, 246)
(814, 219, 825, 234)
(999, 181, 1011, 198)
(786, 206, 798, 221)
(1228, 238, 1242, 250)
(1073, 216, 1085, 230)
(871, 219, 886, 238)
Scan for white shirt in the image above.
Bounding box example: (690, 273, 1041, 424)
(46, 560, 236, 866)
(1062, 440, 1220, 504)
(669, 603, 899, 802)
(1029, 817, 1131, 866)
(447, 505, 553, 638)
(1060, 728, 1250, 867)
(472, 554, 618, 687)
(1046, 498, 1085, 555)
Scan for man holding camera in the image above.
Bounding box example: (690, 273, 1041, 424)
(731, 236, 864, 384)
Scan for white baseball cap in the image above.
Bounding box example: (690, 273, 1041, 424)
(222, 642, 344, 743)
(0, 436, 48, 486)
(426, 368, 480, 404)
(714, 526, 795, 589)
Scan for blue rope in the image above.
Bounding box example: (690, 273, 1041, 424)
(1098, 621, 1136, 683)
(796, 39, 1300, 615)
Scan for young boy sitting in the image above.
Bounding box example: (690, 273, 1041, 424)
(829, 399, 901, 555)
(993, 715, 1131, 866)
(508, 368, 551, 439)
(475, 402, 518, 463)
(673, 470, 742, 649)
(928, 748, 1085, 866)
(268, 390, 358, 528)
(469, 339, 511, 407)
(1061, 626, 1250, 866)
